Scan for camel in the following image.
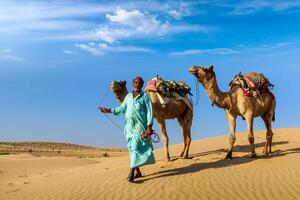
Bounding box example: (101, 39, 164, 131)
(189, 66, 276, 159)
(111, 80, 193, 161)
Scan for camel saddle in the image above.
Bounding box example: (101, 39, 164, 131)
(229, 72, 274, 99)
(145, 76, 193, 110)
(145, 76, 192, 97)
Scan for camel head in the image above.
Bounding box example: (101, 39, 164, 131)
(111, 80, 127, 91)
(111, 80, 128, 103)
(189, 65, 215, 84)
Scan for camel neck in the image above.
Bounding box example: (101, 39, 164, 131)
(202, 75, 230, 109)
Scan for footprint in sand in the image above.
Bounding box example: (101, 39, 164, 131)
(18, 174, 28, 178)
(8, 183, 15, 187)
(6, 188, 21, 193)
(23, 182, 31, 185)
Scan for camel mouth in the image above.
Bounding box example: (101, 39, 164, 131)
(189, 67, 198, 75)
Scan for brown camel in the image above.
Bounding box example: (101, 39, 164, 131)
(189, 66, 276, 159)
(111, 80, 193, 161)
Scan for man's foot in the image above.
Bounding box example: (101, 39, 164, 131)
(134, 172, 142, 179)
(127, 174, 134, 183)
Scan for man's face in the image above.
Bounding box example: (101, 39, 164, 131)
(133, 78, 143, 92)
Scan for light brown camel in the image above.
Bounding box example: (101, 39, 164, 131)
(111, 80, 193, 161)
(189, 66, 276, 159)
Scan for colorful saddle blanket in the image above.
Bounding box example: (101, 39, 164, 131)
(229, 72, 275, 99)
(145, 76, 192, 97)
(145, 76, 193, 110)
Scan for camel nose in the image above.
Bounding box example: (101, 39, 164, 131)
(189, 66, 198, 74)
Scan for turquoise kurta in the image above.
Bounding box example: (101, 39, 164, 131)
(112, 91, 155, 168)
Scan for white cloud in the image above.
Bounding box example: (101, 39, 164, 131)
(106, 9, 165, 34)
(169, 41, 294, 56)
(223, 1, 300, 15)
(0, 1, 115, 21)
(0, 20, 92, 33)
(0, 48, 26, 62)
(92, 26, 134, 44)
(89, 8, 212, 43)
(170, 48, 240, 56)
(167, 2, 195, 20)
(62, 49, 77, 55)
(76, 42, 152, 56)
(272, 2, 300, 11)
(75, 43, 104, 56)
(2, 48, 12, 53)
(168, 10, 184, 19)
(1, 55, 26, 62)
(0, 1, 213, 45)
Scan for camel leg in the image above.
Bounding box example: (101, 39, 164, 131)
(262, 113, 274, 156)
(177, 117, 187, 158)
(157, 119, 170, 161)
(183, 107, 193, 158)
(225, 112, 236, 160)
(184, 124, 192, 158)
(245, 114, 257, 158)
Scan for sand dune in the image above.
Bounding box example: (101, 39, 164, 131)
(1, 128, 300, 200)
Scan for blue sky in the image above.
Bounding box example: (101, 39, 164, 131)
(0, 0, 300, 148)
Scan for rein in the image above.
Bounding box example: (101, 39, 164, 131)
(99, 85, 123, 131)
(189, 76, 200, 105)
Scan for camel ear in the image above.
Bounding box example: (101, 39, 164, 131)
(123, 80, 127, 85)
(209, 65, 214, 71)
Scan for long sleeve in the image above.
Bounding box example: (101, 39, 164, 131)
(112, 95, 128, 115)
(145, 94, 153, 126)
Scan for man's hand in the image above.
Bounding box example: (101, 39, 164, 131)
(141, 125, 153, 139)
(141, 132, 149, 140)
(146, 125, 153, 136)
(98, 107, 111, 113)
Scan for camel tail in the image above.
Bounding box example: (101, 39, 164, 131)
(272, 112, 275, 122)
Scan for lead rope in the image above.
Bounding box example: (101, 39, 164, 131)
(99, 85, 123, 131)
(189, 76, 200, 105)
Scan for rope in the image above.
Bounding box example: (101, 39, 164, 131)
(189, 76, 200, 105)
(99, 85, 111, 105)
(99, 85, 123, 130)
(103, 113, 123, 130)
(150, 130, 160, 143)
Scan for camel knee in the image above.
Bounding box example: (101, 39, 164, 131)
(266, 132, 273, 140)
(162, 137, 169, 145)
(229, 135, 236, 144)
(186, 136, 191, 145)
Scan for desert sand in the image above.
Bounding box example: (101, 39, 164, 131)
(1, 128, 300, 200)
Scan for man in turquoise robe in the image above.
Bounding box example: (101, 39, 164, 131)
(99, 76, 155, 182)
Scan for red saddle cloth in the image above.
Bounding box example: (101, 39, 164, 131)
(230, 72, 275, 99)
(145, 79, 158, 92)
(241, 87, 275, 99)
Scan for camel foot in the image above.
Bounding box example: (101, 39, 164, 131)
(262, 153, 269, 157)
(165, 157, 171, 162)
(179, 155, 189, 159)
(250, 153, 257, 158)
(224, 151, 233, 160)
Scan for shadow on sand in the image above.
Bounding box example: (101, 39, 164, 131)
(135, 140, 300, 183)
